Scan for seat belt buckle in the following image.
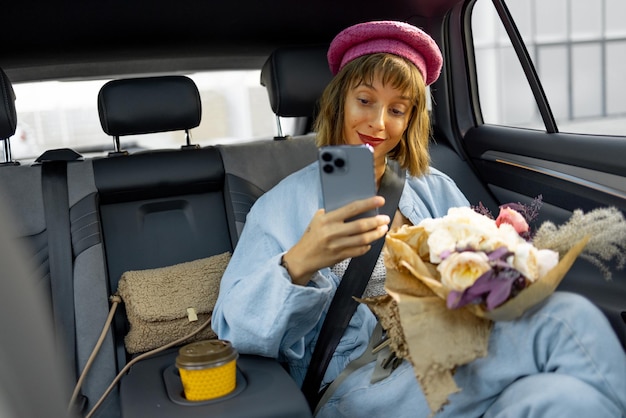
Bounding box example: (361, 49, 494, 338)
(370, 341, 401, 384)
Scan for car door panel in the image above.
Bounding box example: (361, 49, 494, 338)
(464, 125, 626, 214)
(462, 124, 626, 348)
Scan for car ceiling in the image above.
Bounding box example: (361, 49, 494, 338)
(4, 0, 464, 83)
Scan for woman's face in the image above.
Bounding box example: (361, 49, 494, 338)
(342, 74, 412, 170)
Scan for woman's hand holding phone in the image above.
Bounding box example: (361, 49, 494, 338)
(282, 145, 389, 285)
(282, 196, 389, 285)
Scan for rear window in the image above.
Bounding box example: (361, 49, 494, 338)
(6, 71, 292, 162)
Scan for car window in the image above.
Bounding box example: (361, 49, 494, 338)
(472, 0, 626, 136)
(6, 71, 289, 161)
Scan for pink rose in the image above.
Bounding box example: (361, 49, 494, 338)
(495, 207, 529, 234)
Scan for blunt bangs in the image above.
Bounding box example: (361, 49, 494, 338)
(347, 54, 422, 105)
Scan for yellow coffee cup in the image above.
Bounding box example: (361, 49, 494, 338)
(176, 339, 238, 401)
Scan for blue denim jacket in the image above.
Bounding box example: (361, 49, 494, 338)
(212, 162, 469, 387)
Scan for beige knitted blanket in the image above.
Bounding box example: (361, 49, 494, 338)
(117, 251, 231, 354)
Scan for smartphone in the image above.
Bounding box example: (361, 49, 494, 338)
(318, 145, 378, 221)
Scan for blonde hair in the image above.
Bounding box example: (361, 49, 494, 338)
(313, 53, 431, 177)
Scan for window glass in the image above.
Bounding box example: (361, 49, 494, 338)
(572, 44, 603, 119)
(6, 71, 281, 162)
(472, 0, 539, 129)
(606, 0, 626, 37)
(534, 0, 567, 43)
(472, 0, 626, 136)
(571, 0, 602, 40)
(537, 46, 568, 121)
(607, 41, 626, 115)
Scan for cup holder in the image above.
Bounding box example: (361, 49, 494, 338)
(163, 364, 247, 406)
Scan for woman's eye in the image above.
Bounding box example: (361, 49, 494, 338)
(391, 108, 405, 116)
(358, 98, 370, 105)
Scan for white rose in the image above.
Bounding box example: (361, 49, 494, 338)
(437, 251, 492, 291)
(511, 242, 540, 281)
(536, 249, 559, 279)
(444, 207, 496, 231)
(421, 207, 500, 262)
(511, 244, 558, 282)
(425, 229, 458, 263)
(482, 223, 526, 253)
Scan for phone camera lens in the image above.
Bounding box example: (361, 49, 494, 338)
(321, 152, 333, 162)
(334, 158, 345, 168)
(323, 164, 334, 173)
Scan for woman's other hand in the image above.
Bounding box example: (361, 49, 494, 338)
(282, 196, 389, 285)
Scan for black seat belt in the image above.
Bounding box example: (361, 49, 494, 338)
(42, 161, 75, 366)
(39, 149, 85, 412)
(301, 165, 406, 411)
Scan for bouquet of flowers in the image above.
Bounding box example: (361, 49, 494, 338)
(359, 198, 626, 415)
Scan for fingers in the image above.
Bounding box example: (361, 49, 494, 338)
(326, 196, 387, 224)
(285, 201, 392, 285)
(313, 208, 390, 261)
(326, 223, 389, 258)
(319, 196, 390, 247)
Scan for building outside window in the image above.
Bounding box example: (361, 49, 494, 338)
(472, 0, 626, 136)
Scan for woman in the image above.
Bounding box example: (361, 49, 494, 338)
(213, 21, 626, 417)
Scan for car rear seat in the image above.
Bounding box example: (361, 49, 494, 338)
(218, 136, 316, 243)
(1, 66, 120, 417)
(93, 74, 230, 365)
(95, 75, 311, 418)
(2, 69, 313, 417)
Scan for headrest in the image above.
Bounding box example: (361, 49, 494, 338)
(98, 75, 201, 137)
(260, 46, 333, 118)
(0, 68, 17, 139)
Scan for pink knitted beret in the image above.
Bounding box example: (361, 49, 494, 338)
(327, 20, 443, 86)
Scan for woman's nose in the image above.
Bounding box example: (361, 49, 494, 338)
(369, 106, 385, 130)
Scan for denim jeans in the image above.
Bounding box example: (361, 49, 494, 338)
(316, 292, 626, 417)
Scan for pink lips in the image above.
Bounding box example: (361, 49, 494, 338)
(358, 133, 385, 147)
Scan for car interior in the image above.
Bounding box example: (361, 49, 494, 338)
(1, 0, 625, 417)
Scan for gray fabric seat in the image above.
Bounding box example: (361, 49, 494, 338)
(94, 75, 232, 368)
(0, 66, 117, 417)
(94, 75, 311, 417)
(0, 66, 74, 418)
(216, 46, 337, 244)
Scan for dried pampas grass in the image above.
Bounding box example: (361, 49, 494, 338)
(533, 207, 626, 279)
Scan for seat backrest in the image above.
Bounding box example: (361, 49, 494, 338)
(93, 148, 233, 285)
(218, 46, 334, 243)
(0, 138, 118, 416)
(218, 136, 317, 243)
(94, 76, 236, 371)
(0, 196, 75, 418)
(95, 75, 313, 418)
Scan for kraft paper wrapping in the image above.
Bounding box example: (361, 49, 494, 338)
(359, 232, 589, 415)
